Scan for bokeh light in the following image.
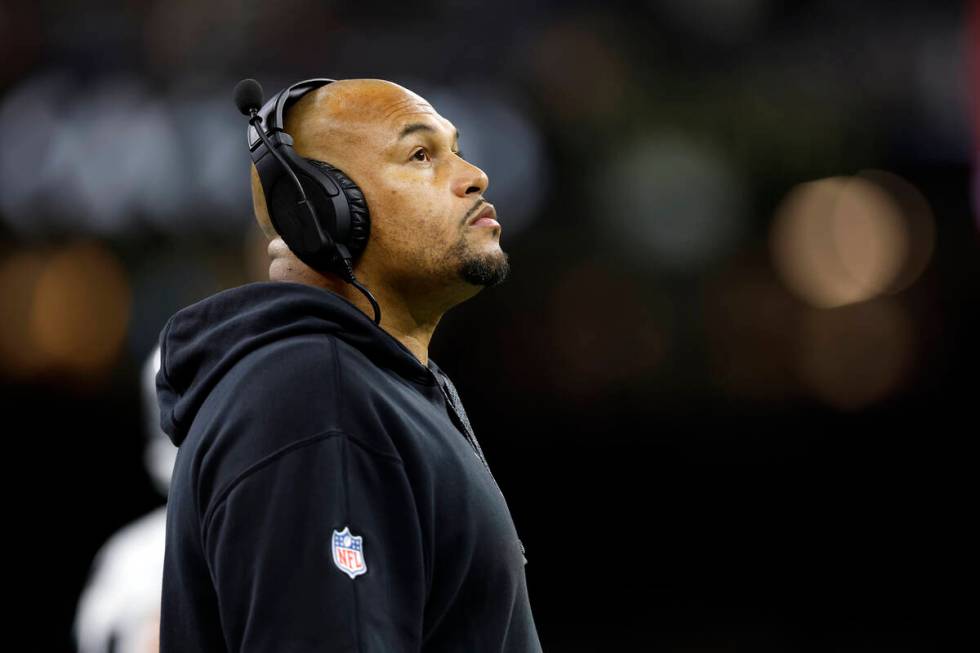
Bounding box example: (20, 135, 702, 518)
(856, 170, 936, 295)
(796, 298, 916, 410)
(597, 130, 745, 274)
(0, 72, 249, 237)
(29, 242, 131, 377)
(0, 250, 48, 379)
(770, 176, 909, 308)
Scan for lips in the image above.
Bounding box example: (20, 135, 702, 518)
(467, 203, 498, 227)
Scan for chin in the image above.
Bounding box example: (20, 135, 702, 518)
(458, 249, 510, 288)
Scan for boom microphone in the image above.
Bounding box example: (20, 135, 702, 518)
(233, 78, 322, 252)
(234, 78, 264, 116)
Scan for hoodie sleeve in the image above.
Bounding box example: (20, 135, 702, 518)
(201, 429, 427, 653)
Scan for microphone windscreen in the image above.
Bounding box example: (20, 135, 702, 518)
(234, 78, 264, 116)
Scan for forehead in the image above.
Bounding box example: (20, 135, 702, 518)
(287, 80, 458, 159)
(377, 93, 457, 144)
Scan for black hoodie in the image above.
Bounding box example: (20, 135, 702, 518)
(156, 281, 542, 653)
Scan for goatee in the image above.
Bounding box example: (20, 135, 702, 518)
(459, 249, 510, 287)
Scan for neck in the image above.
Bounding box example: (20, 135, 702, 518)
(267, 239, 463, 367)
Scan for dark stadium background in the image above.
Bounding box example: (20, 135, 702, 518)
(1, 1, 975, 650)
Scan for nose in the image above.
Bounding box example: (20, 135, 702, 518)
(452, 159, 489, 198)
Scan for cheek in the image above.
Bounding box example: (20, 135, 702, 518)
(364, 175, 453, 250)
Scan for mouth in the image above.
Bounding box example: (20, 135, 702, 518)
(466, 203, 500, 229)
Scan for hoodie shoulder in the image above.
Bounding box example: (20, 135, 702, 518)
(156, 282, 432, 452)
(201, 333, 412, 462)
(202, 333, 346, 442)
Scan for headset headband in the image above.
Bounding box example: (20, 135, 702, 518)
(246, 78, 336, 152)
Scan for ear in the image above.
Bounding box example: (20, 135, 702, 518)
(250, 164, 277, 240)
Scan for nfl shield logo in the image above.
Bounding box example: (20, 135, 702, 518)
(331, 526, 367, 579)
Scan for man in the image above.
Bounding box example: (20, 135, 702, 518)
(156, 78, 543, 652)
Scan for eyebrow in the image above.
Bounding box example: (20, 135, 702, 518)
(398, 122, 461, 145)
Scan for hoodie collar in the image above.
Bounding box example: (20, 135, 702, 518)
(156, 281, 439, 446)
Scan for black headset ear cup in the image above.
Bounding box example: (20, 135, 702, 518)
(308, 161, 371, 261)
(266, 174, 321, 254)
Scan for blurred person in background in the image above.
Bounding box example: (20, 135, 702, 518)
(73, 346, 173, 653)
(155, 78, 542, 652)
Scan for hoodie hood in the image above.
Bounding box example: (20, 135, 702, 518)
(156, 281, 439, 447)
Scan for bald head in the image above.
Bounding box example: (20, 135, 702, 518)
(250, 79, 440, 239)
(287, 79, 438, 159)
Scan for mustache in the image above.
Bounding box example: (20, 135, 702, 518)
(461, 198, 487, 225)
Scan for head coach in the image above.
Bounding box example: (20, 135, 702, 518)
(155, 77, 543, 652)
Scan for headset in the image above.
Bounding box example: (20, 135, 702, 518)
(233, 78, 381, 324)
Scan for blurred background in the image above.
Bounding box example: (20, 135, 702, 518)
(2, 0, 976, 650)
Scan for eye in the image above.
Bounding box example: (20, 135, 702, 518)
(411, 148, 430, 162)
